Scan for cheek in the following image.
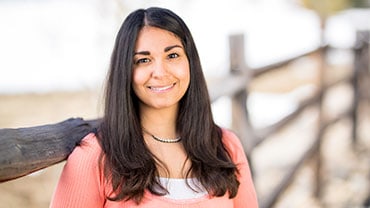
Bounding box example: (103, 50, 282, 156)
(132, 69, 149, 98)
(132, 68, 148, 87)
(180, 63, 190, 83)
(173, 59, 190, 78)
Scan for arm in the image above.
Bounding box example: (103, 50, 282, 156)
(50, 133, 105, 208)
(222, 129, 259, 208)
(233, 154, 259, 208)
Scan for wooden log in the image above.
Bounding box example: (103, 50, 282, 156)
(228, 34, 256, 153)
(0, 118, 99, 182)
(254, 73, 352, 147)
(251, 46, 326, 78)
(352, 30, 370, 144)
(208, 74, 246, 102)
(259, 105, 352, 208)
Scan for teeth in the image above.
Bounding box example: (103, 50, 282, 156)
(149, 84, 174, 91)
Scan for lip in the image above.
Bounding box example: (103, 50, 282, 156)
(148, 83, 176, 92)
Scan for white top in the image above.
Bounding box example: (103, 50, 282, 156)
(158, 177, 208, 200)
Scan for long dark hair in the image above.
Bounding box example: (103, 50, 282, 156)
(99, 7, 239, 204)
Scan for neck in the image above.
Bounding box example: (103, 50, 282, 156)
(140, 104, 178, 138)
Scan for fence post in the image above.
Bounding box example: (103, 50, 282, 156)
(228, 34, 255, 169)
(314, 44, 327, 199)
(352, 30, 370, 144)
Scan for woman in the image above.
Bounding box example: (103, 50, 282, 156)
(50, 7, 258, 208)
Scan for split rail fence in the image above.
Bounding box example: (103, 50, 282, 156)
(0, 30, 369, 207)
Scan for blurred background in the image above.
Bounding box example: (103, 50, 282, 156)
(0, 0, 369, 207)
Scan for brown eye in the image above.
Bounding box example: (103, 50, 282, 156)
(168, 53, 179, 59)
(135, 58, 150, 64)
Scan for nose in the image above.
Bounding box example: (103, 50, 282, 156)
(151, 60, 168, 78)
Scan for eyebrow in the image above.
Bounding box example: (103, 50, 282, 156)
(134, 44, 183, 56)
(164, 44, 183, 52)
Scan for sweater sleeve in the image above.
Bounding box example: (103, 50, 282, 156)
(50, 133, 105, 208)
(222, 129, 259, 208)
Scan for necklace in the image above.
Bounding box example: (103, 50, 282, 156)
(143, 129, 182, 143)
(151, 134, 182, 143)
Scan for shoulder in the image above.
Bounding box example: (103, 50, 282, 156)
(50, 133, 106, 207)
(221, 129, 243, 152)
(67, 133, 102, 173)
(220, 128, 247, 163)
(69, 132, 102, 163)
(77, 132, 102, 154)
(60, 132, 105, 192)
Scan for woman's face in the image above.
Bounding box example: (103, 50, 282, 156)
(132, 26, 190, 111)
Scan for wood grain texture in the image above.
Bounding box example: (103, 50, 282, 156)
(0, 118, 99, 182)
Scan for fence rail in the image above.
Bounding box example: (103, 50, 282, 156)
(0, 30, 369, 207)
(0, 118, 99, 182)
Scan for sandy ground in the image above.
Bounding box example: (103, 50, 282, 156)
(0, 50, 369, 208)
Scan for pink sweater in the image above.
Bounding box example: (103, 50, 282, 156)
(50, 129, 259, 208)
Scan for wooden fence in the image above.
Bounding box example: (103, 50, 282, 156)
(0, 30, 369, 207)
(221, 30, 369, 207)
(224, 30, 369, 207)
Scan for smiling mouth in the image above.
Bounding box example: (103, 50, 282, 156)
(148, 83, 176, 92)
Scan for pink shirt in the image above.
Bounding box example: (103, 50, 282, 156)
(50, 129, 259, 208)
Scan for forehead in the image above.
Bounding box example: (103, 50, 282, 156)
(135, 26, 183, 51)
